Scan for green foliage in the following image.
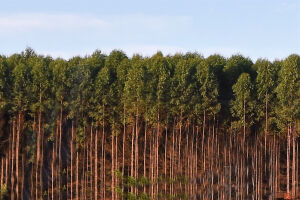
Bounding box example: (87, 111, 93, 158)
(124, 55, 148, 121)
(170, 53, 202, 120)
(146, 52, 171, 125)
(1, 49, 300, 200)
(255, 59, 279, 133)
(223, 55, 254, 102)
(194, 59, 220, 122)
(275, 54, 300, 130)
(230, 73, 256, 130)
(0, 57, 11, 111)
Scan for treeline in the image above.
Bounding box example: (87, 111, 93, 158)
(0, 48, 299, 199)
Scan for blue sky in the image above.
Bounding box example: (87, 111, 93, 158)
(0, 0, 299, 60)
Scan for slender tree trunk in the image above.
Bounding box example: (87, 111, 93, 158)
(1, 158, 3, 189)
(296, 142, 298, 198)
(95, 128, 98, 200)
(122, 106, 126, 196)
(292, 124, 296, 197)
(52, 141, 55, 200)
(195, 126, 198, 194)
(164, 126, 167, 193)
(202, 111, 206, 171)
(76, 151, 79, 199)
(243, 100, 246, 142)
(89, 127, 93, 200)
(58, 102, 62, 200)
(150, 130, 153, 197)
(287, 125, 290, 195)
(179, 110, 182, 177)
(135, 107, 139, 195)
(265, 93, 268, 176)
(156, 111, 159, 195)
(40, 118, 44, 199)
(130, 121, 134, 193)
(70, 121, 74, 200)
(102, 105, 106, 199)
(16, 113, 21, 200)
(11, 120, 15, 200)
(111, 126, 115, 200)
(115, 126, 119, 199)
(143, 121, 147, 193)
(6, 132, 10, 188)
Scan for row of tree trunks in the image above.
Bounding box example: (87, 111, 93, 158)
(0, 120, 299, 199)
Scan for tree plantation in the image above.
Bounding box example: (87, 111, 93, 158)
(0, 48, 299, 200)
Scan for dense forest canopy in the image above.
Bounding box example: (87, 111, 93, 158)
(0, 48, 299, 199)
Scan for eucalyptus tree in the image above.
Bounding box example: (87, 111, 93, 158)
(275, 54, 300, 196)
(255, 59, 278, 150)
(68, 56, 97, 199)
(196, 59, 220, 129)
(51, 58, 69, 199)
(0, 57, 11, 149)
(195, 59, 220, 173)
(93, 50, 127, 199)
(31, 55, 53, 200)
(169, 53, 202, 186)
(12, 49, 34, 200)
(84, 50, 106, 200)
(103, 50, 127, 200)
(223, 55, 254, 117)
(114, 56, 130, 199)
(146, 52, 171, 193)
(123, 55, 148, 195)
(0, 56, 12, 199)
(230, 73, 256, 139)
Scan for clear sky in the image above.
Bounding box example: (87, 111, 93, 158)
(0, 0, 299, 60)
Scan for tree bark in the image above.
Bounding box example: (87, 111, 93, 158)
(287, 125, 290, 195)
(95, 128, 98, 200)
(11, 120, 15, 200)
(76, 151, 79, 199)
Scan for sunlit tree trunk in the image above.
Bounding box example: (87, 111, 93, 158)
(95, 128, 97, 200)
(287, 125, 290, 195)
(76, 151, 79, 199)
(16, 113, 21, 200)
(11, 120, 15, 200)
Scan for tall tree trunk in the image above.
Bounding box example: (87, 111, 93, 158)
(164, 126, 167, 193)
(89, 127, 93, 200)
(179, 110, 182, 177)
(16, 113, 21, 200)
(111, 127, 115, 200)
(292, 124, 296, 197)
(135, 107, 139, 195)
(130, 121, 134, 193)
(122, 106, 126, 198)
(11, 120, 15, 200)
(243, 99, 246, 142)
(143, 121, 147, 193)
(40, 118, 44, 199)
(95, 128, 98, 200)
(202, 110, 206, 171)
(1, 158, 3, 189)
(76, 151, 79, 199)
(102, 105, 106, 199)
(115, 125, 118, 199)
(155, 111, 160, 195)
(70, 121, 74, 200)
(287, 125, 290, 195)
(58, 102, 62, 200)
(265, 92, 268, 175)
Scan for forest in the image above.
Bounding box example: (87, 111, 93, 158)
(0, 48, 299, 200)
